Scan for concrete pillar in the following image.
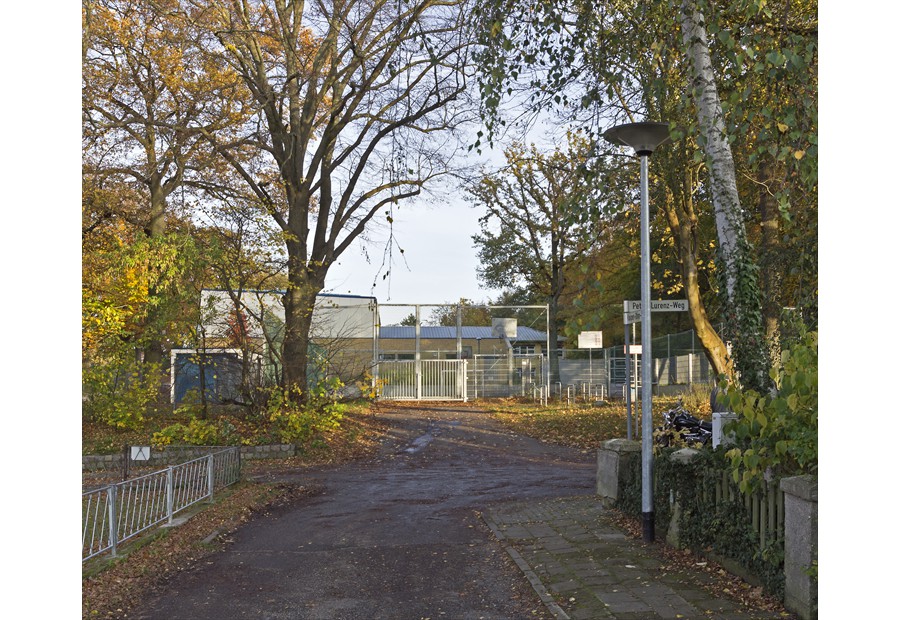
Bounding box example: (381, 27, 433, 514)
(781, 475, 817, 620)
(664, 448, 701, 549)
(596, 438, 640, 503)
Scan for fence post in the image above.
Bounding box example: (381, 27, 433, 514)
(781, 475, 818, 620)
(596, 438, 640, 504)
(166, 466, 175, 524)
(207, 454, 216, 503)
(107, 485, 118, 558)
(665, 448, 702, 549)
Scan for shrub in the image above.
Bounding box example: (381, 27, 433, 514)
(617, 447, 785, 598)
(151, 418, 239, 447)
(722, 330, 818, 493)
(263, 378, 346, 445)
(356, 371, 384, 400)
(83, 357, 161, 430)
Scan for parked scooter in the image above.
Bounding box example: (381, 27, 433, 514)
(656, 400, 712, 447)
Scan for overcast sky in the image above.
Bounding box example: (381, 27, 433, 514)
(324, 193, 502, 322)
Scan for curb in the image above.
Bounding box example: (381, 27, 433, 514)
(480, 511, 570, 620)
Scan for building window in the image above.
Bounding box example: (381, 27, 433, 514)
(379, 353, 415, 361)
(513, 344, 535, 355)
(445, 347, 473, 360)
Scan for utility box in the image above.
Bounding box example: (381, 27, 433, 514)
(712, 412, 739, 448)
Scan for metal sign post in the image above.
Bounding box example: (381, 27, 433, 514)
(623, 327, 632, 439)
(622, 299, 688, 539)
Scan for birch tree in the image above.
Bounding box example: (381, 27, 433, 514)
(679, 0, 767, 389)
(472, 0, 816, 391)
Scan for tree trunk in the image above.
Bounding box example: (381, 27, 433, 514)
(661, 172, 733, 382)
(281, 270, 323, 402)
(143, 178, 167, 369)
(758, 158, 782, 363)
(680, 0, 770, 391)
(548, 249, 562, 384)
(547, 296, 561, 385)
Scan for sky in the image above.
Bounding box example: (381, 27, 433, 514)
(323, 187, 503, 324)
(322, 132, 526, 325)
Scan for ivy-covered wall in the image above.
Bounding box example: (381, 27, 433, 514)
(616, 446, 785, 598)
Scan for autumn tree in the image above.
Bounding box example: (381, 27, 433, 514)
(472, 0, 816, 391)
(191, 179, 291, 401)
(469, 133, 603, 382)
(694, 0, 818, 356)
(427, 299, 494, 327)
(193, 0, 477, 399)
(82, 179, 207, 426)
(83, 0, 250, 369)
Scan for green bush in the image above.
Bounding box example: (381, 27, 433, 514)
(151, 417, 239, 446)
(617, 447, 785, 598)
(264, 378, 346, 445)
(722, 331, 818, 493)
(83, 357, 161, 430)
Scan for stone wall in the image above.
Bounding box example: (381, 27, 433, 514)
(781, 475, 818, 620)
(596, 443, 818, 620)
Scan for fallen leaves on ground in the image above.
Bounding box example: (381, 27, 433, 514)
(82, 482, 316, 619)
(606, 509, 796, 618)
(82, 406, 391, 619)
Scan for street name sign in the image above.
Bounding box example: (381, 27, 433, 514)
(624, 300, 688, 313)
(624, 311, 641, 325)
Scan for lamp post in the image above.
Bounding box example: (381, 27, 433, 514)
(603, 121, 671, 542)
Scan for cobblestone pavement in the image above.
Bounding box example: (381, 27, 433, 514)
(484, 495, 786, 620)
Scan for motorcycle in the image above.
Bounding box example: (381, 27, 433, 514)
(656, 400, 712, 447)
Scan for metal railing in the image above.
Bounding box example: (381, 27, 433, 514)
(469, 354, 544, 399)
(82, 447, 241, 562)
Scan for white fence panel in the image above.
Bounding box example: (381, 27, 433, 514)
(378, 360, 468, 401)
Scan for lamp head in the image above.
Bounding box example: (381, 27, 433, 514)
(603, 122, 671, 156)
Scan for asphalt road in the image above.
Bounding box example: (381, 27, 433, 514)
(131, 404, 596, 620)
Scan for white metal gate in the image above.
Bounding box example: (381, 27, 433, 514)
(377, 359, 468, 401)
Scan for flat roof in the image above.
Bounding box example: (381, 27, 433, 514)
(379, 326, 550, 341)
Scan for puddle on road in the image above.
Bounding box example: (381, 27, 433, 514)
(403, 433, 434, 453)
(401, 420, 460, 454)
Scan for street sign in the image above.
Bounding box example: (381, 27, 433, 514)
(624, 311, 641, 324)
(577, 331, 603, 349)
(624, 344, 642, 355)
(624, 300, 688, 313)
(131, 446, 151, 461)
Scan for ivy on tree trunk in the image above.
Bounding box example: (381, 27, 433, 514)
(680, 0, 769, 392)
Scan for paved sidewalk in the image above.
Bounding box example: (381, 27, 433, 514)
(483, 495, 785, 620)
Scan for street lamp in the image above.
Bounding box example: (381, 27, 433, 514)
(603, 121, 671, 542)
